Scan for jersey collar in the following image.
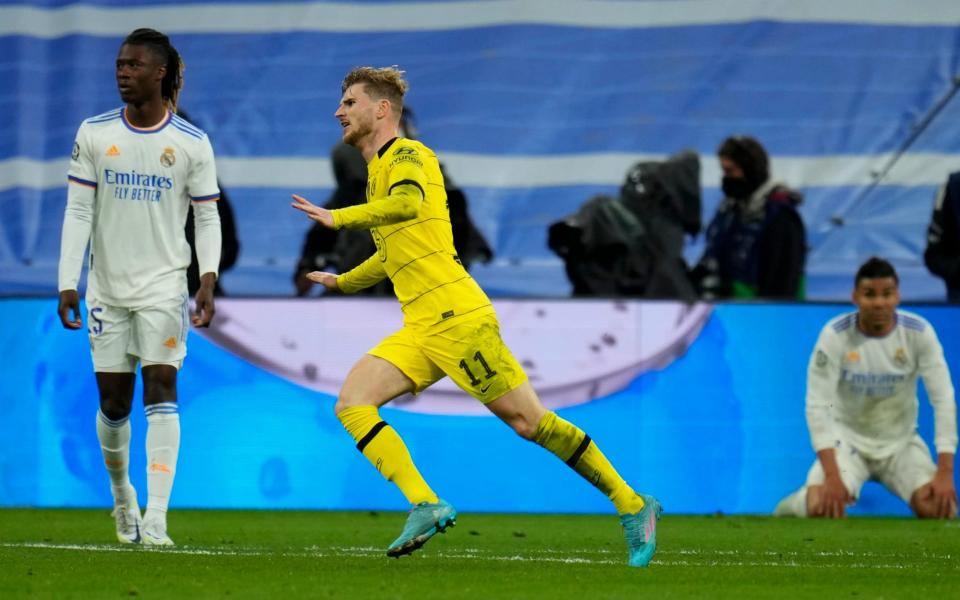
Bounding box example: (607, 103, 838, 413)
(121, 108, 172, 134)
(377, 137, 399, 158)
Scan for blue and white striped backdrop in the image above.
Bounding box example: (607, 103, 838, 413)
(2, 1, 960, 298)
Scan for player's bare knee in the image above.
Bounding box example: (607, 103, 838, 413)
(97, 383, 134, 419)
(333, 386, 376, 415)
(143, 384, 177, 406)
(99, 398, 132, 421)
(333, 395, 356, 416)
(510, 416, 540, 441)
(142, 367, 177, 405)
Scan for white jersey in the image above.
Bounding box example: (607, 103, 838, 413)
(59, 108, 220, 306)
(806, 310, 957, 460)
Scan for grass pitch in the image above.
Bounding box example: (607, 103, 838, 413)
(1, 509, 957, 599)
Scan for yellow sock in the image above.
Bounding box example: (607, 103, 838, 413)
(534, 411, 645, 515)
(338, 405, 438, 505)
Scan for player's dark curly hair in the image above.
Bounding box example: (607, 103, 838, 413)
(855, 256, 899, 286)
(123, 28, 184, 112)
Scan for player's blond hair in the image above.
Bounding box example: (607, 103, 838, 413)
(342, 66, 408, 116)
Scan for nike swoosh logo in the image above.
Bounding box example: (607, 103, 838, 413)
(480, 384, 492, 393)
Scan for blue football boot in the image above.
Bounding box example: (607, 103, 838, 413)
(620, 494, 662, 567)
(386, 499, 457, 558)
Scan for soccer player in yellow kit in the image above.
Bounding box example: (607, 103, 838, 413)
(292, 66, 661, 566)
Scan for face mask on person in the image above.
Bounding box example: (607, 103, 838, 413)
(722, 176, 753, 200)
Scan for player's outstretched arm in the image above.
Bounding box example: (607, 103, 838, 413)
(192, 272, 217, 327)
(57, 289, 82, 330)
(336, 253, 387, 294)
(306, 271, 340, 292)
(292, 194, 335, 229)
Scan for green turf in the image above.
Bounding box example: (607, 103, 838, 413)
(1, 509, 957, 599)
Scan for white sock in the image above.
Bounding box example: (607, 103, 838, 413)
(96, 410, 133, 505)
(145, 402, 180, 519)
(774, 486, 809, 517)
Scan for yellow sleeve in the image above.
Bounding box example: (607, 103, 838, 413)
(332, 185, 422, 230)
(331, 148, 428, 230)
(337, 252, 387, 293)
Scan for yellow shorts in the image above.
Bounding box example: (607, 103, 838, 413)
(368, 315, 527, 403)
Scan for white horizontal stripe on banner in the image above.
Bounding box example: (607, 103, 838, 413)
(3, 0, 960, 38)
(439, 152, 960, 190)
(2, 152, 957, 193)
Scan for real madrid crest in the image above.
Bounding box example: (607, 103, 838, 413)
(160, 147, 176, 167)
(894, 347, 908, 366)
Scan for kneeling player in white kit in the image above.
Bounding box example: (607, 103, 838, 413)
(57, 28, 222, 544)
(776, 257, 957, 519)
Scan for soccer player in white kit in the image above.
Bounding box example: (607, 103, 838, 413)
(57, 29, 222, 545)
(775, 257, 957, 519)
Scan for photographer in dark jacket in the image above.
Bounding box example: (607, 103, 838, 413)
(924, 171, 960, 303)
(691, 136, 806, 300)
(548, 150, 701, 300)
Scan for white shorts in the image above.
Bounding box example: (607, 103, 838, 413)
(86, 294, 189, 372)
(804, 433, 937, 503)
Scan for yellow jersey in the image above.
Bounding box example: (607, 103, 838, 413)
(332, 137, 494, 334)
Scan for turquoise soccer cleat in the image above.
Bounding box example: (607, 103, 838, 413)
(620, 494, 663, 567)
(386, 499, 457, 558)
